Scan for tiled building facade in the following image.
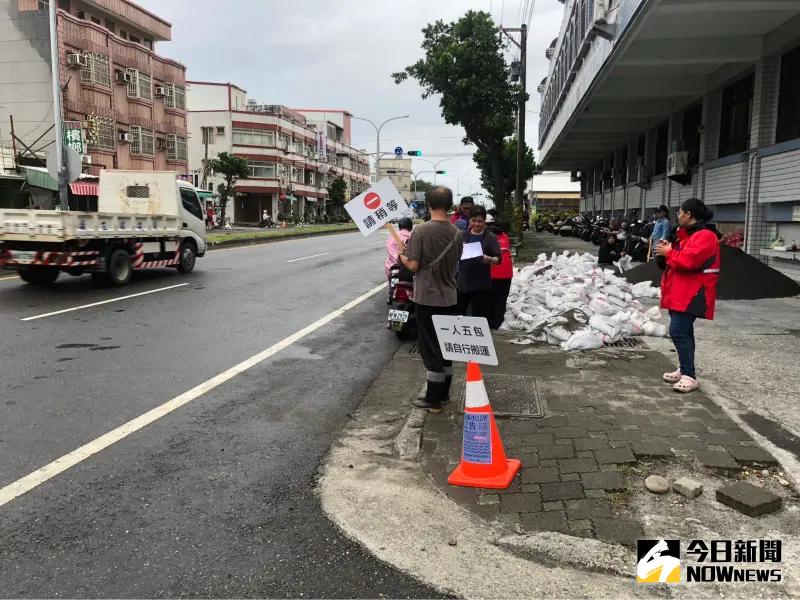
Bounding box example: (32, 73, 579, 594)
(1, 0, 187, 177)
(537, 0, 800, 280)
(187, 82, 370, 225)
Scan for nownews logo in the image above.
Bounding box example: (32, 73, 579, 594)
(637, 539, 782, 584)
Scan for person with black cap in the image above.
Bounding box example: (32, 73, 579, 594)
(651, 205, 671, 258)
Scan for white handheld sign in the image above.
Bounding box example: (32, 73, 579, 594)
(432, 315, 498, 366)
(344, 178, 409, 237)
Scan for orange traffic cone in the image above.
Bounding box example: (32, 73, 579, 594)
(448, 362, 522, 489)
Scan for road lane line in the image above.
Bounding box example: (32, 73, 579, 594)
(286, 252, 330, 263)
(0, 281, 387, 508)
(20, 283, 189, 321)
(0, 275, 19, 282)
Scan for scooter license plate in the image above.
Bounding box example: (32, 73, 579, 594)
(388, 309, 409, 323)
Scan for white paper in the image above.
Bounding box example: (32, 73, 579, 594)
(461, 241, 483, 260)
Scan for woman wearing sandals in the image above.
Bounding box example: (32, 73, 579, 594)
(655, 198, 721, 393)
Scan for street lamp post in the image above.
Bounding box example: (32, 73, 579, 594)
(415, 157, 452, 184)
(351, 114, 409, 178)
(439, 173, 472, 197)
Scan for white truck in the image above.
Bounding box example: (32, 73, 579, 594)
(0, 171, 207, 286)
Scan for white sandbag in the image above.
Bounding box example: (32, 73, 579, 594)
(642, 321, 667, 337)
(562, 328, 605, 351)
(631, 281, 660, 299)
(613, 255, 634, 273)
(589, 314, 624, 339)
(589, 297, 617, 316)
(645, 306, 663, 320)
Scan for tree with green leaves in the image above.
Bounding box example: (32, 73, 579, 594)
(327, 176, 348, 218)
(393, 10, 526, 214)
(474, 137, 535, 212)
(208, 152, 248, 227)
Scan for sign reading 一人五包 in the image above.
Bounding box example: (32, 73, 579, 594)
(344, 178, 409, 236)
(432, 315, 498, 366)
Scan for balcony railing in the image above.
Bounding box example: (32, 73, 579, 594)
(538, 0, 596, 147)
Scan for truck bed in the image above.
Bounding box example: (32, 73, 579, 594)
(0, 209, 181, 243)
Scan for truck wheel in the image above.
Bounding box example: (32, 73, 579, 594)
(107, 248, 132, 286)
(176, 241, 196, 274)
(19, 267, 59, 285)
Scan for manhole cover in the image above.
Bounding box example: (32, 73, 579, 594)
(458, 374, 544, 418)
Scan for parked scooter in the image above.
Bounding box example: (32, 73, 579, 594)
(387, 263, 417, 340)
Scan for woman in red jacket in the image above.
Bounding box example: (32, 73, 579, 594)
(655, 198, 720, 393)
(488, 216, 514, 329)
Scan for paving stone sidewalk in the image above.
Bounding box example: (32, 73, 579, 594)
(419, 336, 785, 547)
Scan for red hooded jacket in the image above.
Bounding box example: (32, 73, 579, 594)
(491, 231, 514, 279)
(660, 225, 720, 320)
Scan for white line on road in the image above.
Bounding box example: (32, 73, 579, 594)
(286, 252, 330, 263)
(0, 275, 19, 282)
(20, 283, 189, 321)
(0, 281, 387, 508)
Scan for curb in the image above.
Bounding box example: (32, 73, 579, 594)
(207, 227, 358, 249)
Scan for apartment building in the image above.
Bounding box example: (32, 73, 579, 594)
(0, 0, 188, 183)
(187, 82, 370, 224)
(377, 157, 414, 205)
(537, 0, 800, 280)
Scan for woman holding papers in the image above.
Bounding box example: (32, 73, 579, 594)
(456, 205, 501, 320)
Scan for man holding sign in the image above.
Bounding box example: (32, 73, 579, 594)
(399, 186, 463, 412)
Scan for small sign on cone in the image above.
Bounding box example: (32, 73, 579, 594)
(448, 362, 521, 489)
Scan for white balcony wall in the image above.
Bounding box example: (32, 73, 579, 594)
(758, 147, 800, 204)
(704, 161, 749, 205)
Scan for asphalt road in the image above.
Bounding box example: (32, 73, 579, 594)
(0, 233, 443, 598)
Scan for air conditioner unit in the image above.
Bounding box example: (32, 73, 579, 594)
(115, 70, 132, 84)
(118, 132, 134, 143)
(667, 151, 689, 178)
(81, 154, 92, 164)
(67, 53, 88, 68)
(154, 85, 167, 97)
(156, 138, 169, 151)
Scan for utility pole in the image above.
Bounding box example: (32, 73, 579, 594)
(501, 23, 528, 237)
(201, 127, 210, 189)
(48, 0, 68, 210)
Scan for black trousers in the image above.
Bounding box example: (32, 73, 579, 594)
(489, 278, 512, 329)
(457, 289, 492, 321)
(415, 303, 456, 403)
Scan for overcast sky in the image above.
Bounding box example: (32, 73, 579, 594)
(138, 0, 578, 198)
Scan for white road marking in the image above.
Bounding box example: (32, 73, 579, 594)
(286, 252, 330, 263)
(0, 281, 387, 508)
(0, 275, 19, 282)
(20, 283, 188, 321)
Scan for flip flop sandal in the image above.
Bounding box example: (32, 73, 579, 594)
(662, 369, 682, 383)
(673, 375, 699, 393)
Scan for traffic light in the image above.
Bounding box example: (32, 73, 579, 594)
(436, 170, 447, 175)
(407, 150, 423, 156)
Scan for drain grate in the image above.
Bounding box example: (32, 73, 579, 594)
(603, 338, 644, 349)
(459, 374, 544, 418)
(407, 343, 420, 355)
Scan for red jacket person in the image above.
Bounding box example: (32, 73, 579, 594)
(656, 198, 720, 393)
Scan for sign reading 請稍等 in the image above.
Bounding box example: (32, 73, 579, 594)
(344, 178, 409, 236)
(432, 315, 498, 366)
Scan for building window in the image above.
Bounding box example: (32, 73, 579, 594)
(232, 129, 275, 147)
(201, 127, 215, 145)
(682, 102, 703, 168)
(291, 167, 302, 183)
(90, 15, 100, 24)
(306, 171, 315, 186)
(77, 10, 84, 18)
(216, 126, 225, 136)
(105, 19, 115, 33)
(654, 121, 669, 175)
(246, 161, 276, 179)
(79, 53, 111, 88)
(86, 116, 115, 151)
(129, 34, 141, 44)
(38, 0, 48, 10)
(163, 83, 186, 110)
(719, 74, 754, 157)
(129, 126, 154, 157)
(167, 134, 187, 161)
(126, 68, 152, 100)
(777, 45, 800, 144)
(119, 30, 127, 39)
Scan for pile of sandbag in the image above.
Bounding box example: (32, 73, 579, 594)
(501, 251, 666, 351)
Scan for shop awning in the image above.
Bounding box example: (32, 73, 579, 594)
(285, 195, 298, 202)
(21, 166, 57, 191)
(196, 190, 214, 200)
(69, 182, 98, 196)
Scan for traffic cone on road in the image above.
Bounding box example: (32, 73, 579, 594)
(448, 362, 521, 489)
